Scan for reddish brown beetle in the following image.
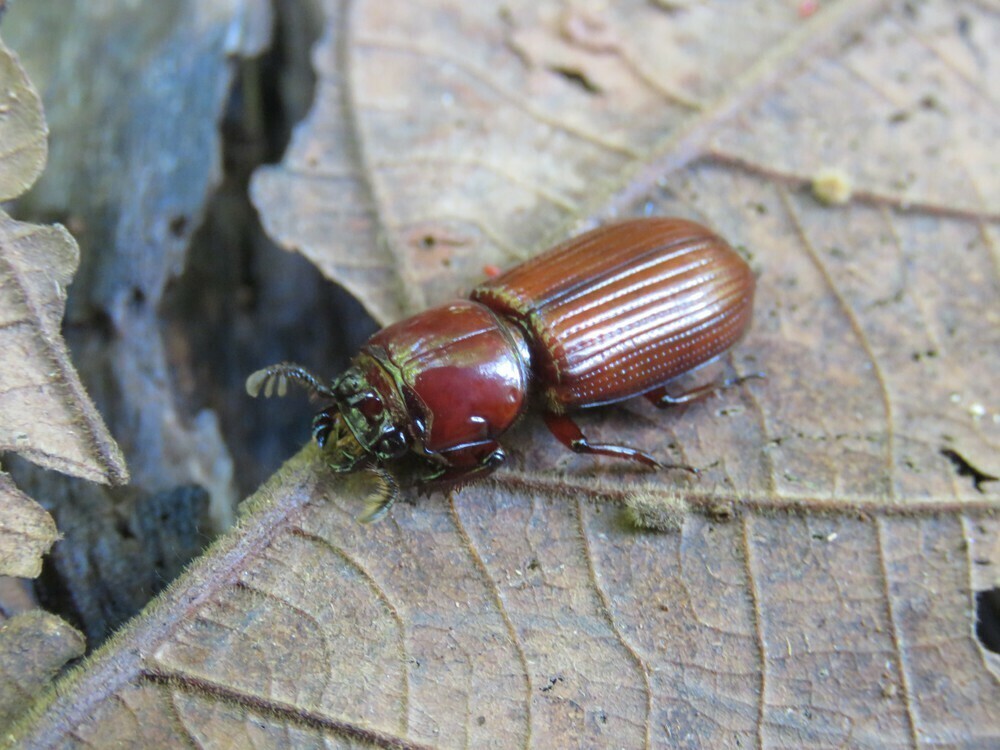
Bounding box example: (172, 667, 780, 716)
(248, 217, 756, 521)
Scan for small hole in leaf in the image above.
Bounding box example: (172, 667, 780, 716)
(940, 448, 998, 493)
(976, 589, 1000, 654)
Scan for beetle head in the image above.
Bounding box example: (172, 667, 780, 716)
(310, 407, 369, 472)
(329, 363, 410, 466)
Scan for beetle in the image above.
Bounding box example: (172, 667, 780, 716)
(247, 217, 757, 522)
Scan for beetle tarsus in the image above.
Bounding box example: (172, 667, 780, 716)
(645, 371, 765, 408)
(357, 467, 400, 524)
(543, 411, 694, 473)
(246, 362, 336, 401)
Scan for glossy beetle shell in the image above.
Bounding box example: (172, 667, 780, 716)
(471, 218, 755, 411)
(248, 217, 757, 521)
(360, 300, 531, 460)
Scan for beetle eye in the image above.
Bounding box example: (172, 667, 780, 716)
(335, 371, 364, 397)
(375, 429, 407, 460)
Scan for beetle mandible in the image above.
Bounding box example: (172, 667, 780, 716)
(247, 217, 757, 522)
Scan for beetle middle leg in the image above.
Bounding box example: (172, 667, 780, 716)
(543, 411, 694, 473)
(644, 372, 764, 408)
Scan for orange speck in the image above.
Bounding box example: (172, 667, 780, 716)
(798, 0, 819, 18)
(483, 264, 502, 278)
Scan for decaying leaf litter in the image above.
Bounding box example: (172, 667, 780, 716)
(3, 1, 1000, 748)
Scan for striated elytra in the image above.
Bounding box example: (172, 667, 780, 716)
(248, 217, 757, 522)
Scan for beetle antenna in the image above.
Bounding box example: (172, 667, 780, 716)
(245, 362, 336, 401)
(357, 467, 399, 524)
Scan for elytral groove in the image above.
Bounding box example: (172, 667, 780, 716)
(142, 668, 431, 750)
(488, 471, 1000, 518)
(741, 517, 768, 749)
(596, 0, 897, 224)
(289, 525, 411, 733)
(448, 494, 533, 749)
(874, 518, 920, 748)
(780, 187, 897, 501)
(575, 497, 653, 749)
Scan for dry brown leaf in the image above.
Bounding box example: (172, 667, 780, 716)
(3, 0, 276, 531)
(0, 38, 127, 486)
(0, 37, 45, 202)
(0, 212, 127, 486)
(10, 1, 1000, 747)
(0, 33, 125, 741)
(0, 471, 56, 578)
(0, 611, 84, 730)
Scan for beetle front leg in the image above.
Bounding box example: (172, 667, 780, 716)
(644, 372, 765, 408)
(543, 411, 695, 473)
(415, 443, 507, 489)
(357, 467, 400, 524)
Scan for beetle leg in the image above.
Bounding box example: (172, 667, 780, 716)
(357, 466, 400, 524)
(416, 445, 507, 489)
(644, 372, 765, 408)
(246, 362, 336, 401)
(543, 411, 695, 473)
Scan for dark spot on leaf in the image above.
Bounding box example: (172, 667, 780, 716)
(940, 449, 998, 492)
(549, 66, 601, 94)
(540, 675, 564, 692)
(115, 518, 135, 540)
(168, 214, 188, 237)
(420, 235, 436, 249)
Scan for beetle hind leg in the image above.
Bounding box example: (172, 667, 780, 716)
(644, 372, 765, 408)
(543, 411, 695, 473)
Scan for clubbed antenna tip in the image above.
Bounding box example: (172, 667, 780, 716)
(245, 362, 335, 400)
